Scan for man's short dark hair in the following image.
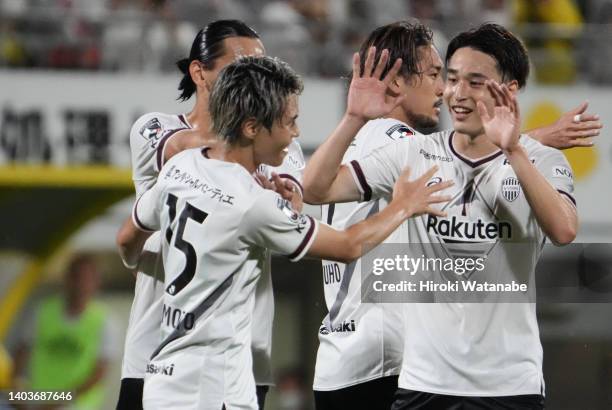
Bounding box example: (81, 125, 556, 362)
(357, 20, 434, 81)
(209, 56, 303, 144)
(446, 23, 530, 89)
(176, 19, 260, 101)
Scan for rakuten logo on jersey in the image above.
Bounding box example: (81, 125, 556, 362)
(426, 215, 512, 241)
(319, 320, 356, 335)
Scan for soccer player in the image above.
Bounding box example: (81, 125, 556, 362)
(117, 55, 452, 409)
(304, 23, 580, 409)
(306, 20, 597, 410)
(309, 22, 444, 410)
(117, 20, 304, 410)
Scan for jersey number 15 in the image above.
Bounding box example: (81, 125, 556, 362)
(164, 193, 208, 295)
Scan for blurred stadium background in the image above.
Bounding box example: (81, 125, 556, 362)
(0, 0, 611, 409)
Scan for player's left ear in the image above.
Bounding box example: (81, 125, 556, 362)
(506, 80, 519, 93)
(241, 118, 261, 142)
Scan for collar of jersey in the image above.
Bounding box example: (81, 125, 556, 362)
(448, 131, 503, 168)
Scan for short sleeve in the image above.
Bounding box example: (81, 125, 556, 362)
(132, 183, 163, 232)
(242, 191, 319, 262)
(348, 140, 407, 202)
(535, 147, 576, 207)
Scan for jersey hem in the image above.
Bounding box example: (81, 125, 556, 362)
(397, 382, 544, 397)
(120, 371, 145, 380)
(313, 370, 400, 391)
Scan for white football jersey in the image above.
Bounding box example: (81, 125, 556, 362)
(314, 119, 416, 390)
(351, 129, 575, 396)
(121, 112, 189, 379)
(123, 111, 305, 382)
(134, 148, 318, 409)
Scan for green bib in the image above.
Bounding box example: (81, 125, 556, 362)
(30, 296, 106, 409)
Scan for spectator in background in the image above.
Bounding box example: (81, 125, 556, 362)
(515, 0, 584, 84)
(13, 255, 117, 410)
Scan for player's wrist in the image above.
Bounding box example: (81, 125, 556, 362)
(343, 111, 369, 126)
(388, 197, 411, 220)
(502, 144, 527, 161)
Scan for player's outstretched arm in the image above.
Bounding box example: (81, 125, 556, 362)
(307, 166, 452, 263)
(479, 80, 578, 245)
(303, 47, 404, 204)
(526, 101, 602, 149)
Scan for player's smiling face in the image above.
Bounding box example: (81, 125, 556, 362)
(444, 47, 504, 137)
(396, 45, 444, 128)
(254, 94, 300, 167)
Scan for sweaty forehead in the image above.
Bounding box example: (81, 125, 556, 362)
(447, 47, 500, 79)
(223, 37, 265, 59)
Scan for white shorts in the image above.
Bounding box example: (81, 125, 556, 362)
(143, 345, 258, 410)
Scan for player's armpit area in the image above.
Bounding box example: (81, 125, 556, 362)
(303, 164, 362, 205)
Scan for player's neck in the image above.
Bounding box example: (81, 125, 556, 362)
(386, 108, 411, 128)
(186, 93, 212, 131)
(452, 131, 500, 160)
(207, 143, 258, 174)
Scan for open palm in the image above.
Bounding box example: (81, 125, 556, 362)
(346, 47, 404, 120)
(478, 81, 521, 151)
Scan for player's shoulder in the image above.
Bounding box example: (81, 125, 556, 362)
(243, 186, 300, 228)
(426, 128, 453, 143)
(349, 118, 422, 157)
(167, 147, 264, 191)
(359, 118, 418, 141)
(130, 111, 182, 132)
(130, 112, 187, 147)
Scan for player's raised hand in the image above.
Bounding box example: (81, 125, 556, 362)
(346, 46, 404, 120)
(271, 172, 303, 212)
(392, 165, 453, 218)
(529, 101, 602, 149)
(256, 172, 303, 212)
(478, 80, 521, 152)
